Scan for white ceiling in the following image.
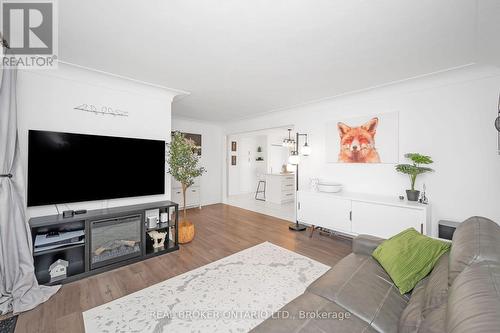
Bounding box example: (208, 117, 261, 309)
(58, 0, 499, 121)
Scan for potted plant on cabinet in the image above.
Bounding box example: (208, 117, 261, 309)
(395, 153, 434, 201)
(167, 132, 206, 243)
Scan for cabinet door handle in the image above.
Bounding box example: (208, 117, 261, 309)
(420, 223, 423, 234)
(298, 202, 301, 210)
(349, 211, 352, 221)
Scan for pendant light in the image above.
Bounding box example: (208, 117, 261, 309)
(282, 129, 295, 148)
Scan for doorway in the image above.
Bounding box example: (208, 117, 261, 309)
(225, 126, 296, 221)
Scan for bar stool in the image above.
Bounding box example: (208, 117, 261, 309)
(255, 175, 266, 201)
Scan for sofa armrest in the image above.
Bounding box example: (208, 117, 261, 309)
(352, 235, 385, 256)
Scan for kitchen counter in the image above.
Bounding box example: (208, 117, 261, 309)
(265, 174, 295, 204)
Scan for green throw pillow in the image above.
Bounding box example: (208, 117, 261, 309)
(372, 228, 451, 294)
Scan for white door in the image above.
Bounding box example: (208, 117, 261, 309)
(351, 201, 424, 238)
(297, 192, 351, 233)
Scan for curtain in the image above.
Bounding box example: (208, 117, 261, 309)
(0, 63, 60, 315)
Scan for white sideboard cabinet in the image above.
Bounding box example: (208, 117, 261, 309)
(297, 190, 431, 239)
(171, 177, 201, 209)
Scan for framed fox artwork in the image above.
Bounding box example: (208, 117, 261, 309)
(326, 112, 399, 163)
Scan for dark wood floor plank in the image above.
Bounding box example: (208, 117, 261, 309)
(15, 203, 351, 333)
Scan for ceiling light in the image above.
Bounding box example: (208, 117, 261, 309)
(282, 129, 295, 148)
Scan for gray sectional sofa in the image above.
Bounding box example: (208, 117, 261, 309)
(252, 216, 500, 333)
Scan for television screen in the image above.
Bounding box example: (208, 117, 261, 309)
(28, 130, 165, 206)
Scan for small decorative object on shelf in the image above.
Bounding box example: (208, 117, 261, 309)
(49, 259, 69, 282)
(160, 212, 169, 223)
(145, 208, 160, 228)
(419, 183, 429, 204)
(147, 230, 167, 249)
(147, 216, 158, 229)
(73, 103, 128, 117)
(395, 153, 434, 201)
(399, 195, 405, 201)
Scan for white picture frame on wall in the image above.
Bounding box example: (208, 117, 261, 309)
(326, 111, 399, 164)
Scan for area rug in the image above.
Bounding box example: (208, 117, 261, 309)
(83, 242, 330, 333)
(0, 316, 17, 333)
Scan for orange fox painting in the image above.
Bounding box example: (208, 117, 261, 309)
(337, 117, 381, 163)
(326, 112, 399, 164)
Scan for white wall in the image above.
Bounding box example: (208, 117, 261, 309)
(171, 117, 223, 205)
(17, 63, 180, 218)
(227, 134, 261, 195)
(223, 65, 500, 236)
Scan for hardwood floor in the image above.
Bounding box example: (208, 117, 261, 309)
(14, 204, 352, 333)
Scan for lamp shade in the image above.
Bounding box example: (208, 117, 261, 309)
(288, 152, 300, 165)
(301, 143, 311, 156)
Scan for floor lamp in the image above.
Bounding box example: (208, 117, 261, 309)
(288, 132, 310, 231)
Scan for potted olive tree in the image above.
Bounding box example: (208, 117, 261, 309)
(167, 132, 206, 243)
(395, 153, 434, 201)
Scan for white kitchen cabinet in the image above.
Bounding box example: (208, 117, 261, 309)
(265, 174, 295, 204)
(297, 190, 431, 238)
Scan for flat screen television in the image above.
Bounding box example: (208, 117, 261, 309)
(28, 130, 165, 206)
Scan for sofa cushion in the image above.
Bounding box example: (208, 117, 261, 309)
(398, 274, 448, 333)
(422, 252, 449, 316)
(250, 291, 377, 333)
(398, 277, 427, 333)
(446, 261, 500, 333)
(307, 253, 408, 333)
(419, 302, 446, 333)
(372, 228, 450, 294)
(448, 216, 500, 285)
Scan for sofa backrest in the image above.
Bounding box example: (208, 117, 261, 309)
(448, 216, 500, 285)
(446, 262, 500, 333)
(446, 216, 500, 333)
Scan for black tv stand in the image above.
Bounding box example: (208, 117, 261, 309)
(29, 201, 179, 285)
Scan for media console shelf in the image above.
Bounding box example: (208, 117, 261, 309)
(29, 201, 179, 285)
